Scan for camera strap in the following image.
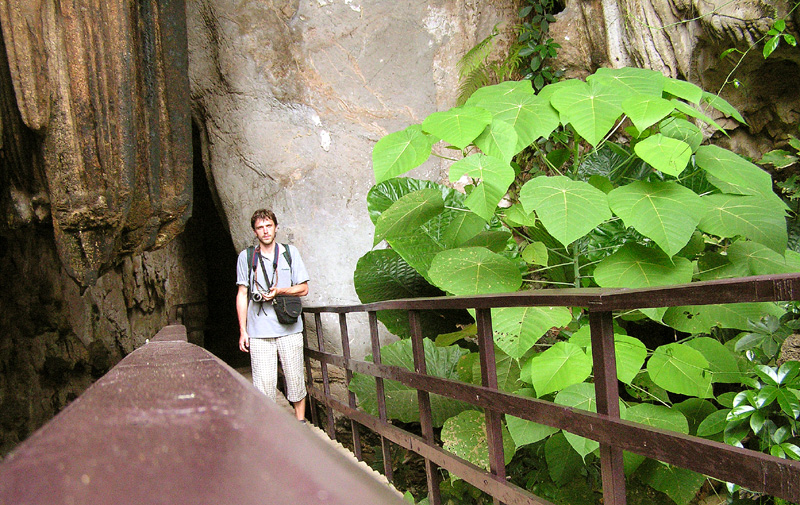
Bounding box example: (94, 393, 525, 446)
(256, 245, 280, 290)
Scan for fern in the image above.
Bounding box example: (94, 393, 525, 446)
(457, 29, 498, 79)
(456, 66, 493, 106)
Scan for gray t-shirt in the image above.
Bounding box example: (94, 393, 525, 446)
(236, 244, 310, 338)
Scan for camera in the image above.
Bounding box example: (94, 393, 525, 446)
(252, 292, 266, 303)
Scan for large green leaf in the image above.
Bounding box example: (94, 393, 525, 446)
(550, 79, 623, 146)
(545, 432, 585, 486)
(349, 339, 474, 427)
(506, 389, 559, 448)
(474, 119, 519, 164)
(646, 343, 712, 398)
(636, 459, 706, 505)
(671, 99, 725, 132)
(622, 95, 675, 131)
(441, 410, 515, 471)
(492, 306, 573, 359)
(672, 398, 717, 436)
(353, 249, 472, 339)
(429, 247, 522, 295)
(625, 402, 689, 434)
(588, 67, 666, 99)
(462, 347, 525, 394)
(698, 194, 788, 254)
(421, 105, 492, 149)
(374, 188, 444, 245)
(593, 243, 693, 288)
(663, 302, 785, 334)
(695, 145, 774, 198)
(569, 326, 648, 385)
(633, 134, 692, 177)
(524, 342, 593, 396)
(622, 401, 692, 474)
(461, 231, 511, 252)
(659, 117, 702, 152)
(702, 91, 745, 124)
(609, 181, 705, 257)
(441, 211, 487, 248)
(519, 175, 611, 247)
(367, 178, 479, 280)
(467, 81, 560, 151)
(684, 337, 742, 384)
(448, 154, 515, 221)
(554, 383, 600, 459)
(727, 240, 800, 275)
(662, 77, 703, 103)
(372, 124, 437, 184)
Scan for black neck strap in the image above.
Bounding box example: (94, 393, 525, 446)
(256, 245, 280, 289)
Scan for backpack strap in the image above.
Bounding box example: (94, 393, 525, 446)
(246, 245, 255, 300)
(282, 244, 293, 285)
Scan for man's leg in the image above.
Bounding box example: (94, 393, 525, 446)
(250, 337, 279, 401)
(276, 332, 307, 420)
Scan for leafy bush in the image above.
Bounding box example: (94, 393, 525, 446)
(352, 67, 800, 505)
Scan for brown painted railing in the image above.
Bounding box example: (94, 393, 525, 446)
(302, 273, 800, 505)
(0, 325, 406, 505)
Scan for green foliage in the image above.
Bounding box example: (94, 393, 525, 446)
(348, 339, 475, 427)
(441, 410, 516, 471)
(355, 66, 800, 504)
(715, 360, 800, 499)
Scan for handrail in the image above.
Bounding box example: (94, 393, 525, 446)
(301, 272, 800, 505)
(0, 325, 406, 505)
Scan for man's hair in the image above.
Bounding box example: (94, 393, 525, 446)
(250, 209, 278, 230)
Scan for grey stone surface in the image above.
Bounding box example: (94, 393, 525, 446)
(188, 0, 517, 357)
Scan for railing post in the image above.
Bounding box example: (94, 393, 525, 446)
(301, 318, 319, 426)
(475, 308, 506, 505)
(368, 310, 394, 483)
(409, 309, 442, 505)
(315, 312, 337, 439)
(589, 310, 626, 505)
(339, 313, 362, 460)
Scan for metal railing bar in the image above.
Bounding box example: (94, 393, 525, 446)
(305, 348, 800, 502)
(314, 312, 336, 438)
(302, 324, 320, 426)
(307, 390, 556, 505)
(475, 308, 507, 490)
(589, 310, 626, 505)
(338, 313, 363, 460)
(369, 310, 394, 482)
(302, 273, 800, 313)
(409, 309, 442, 505)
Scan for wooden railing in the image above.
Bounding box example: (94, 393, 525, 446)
(0, 325, 407, 505)
(302, 273, 800, 505)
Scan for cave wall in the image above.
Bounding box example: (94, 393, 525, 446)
(0, 0, 197, 456)
(187, 0, 519, 356)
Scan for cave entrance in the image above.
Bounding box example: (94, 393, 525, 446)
(188, 123, 248, 368)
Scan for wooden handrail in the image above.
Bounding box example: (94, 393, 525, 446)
(0, 325, 406, 505)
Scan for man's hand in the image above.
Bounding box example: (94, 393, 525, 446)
(239, 332, 250, 353)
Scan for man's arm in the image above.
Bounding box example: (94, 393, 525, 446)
(236, 284, 250, 352)
(269, 281, 308, 298)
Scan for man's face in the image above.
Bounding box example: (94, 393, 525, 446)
(253, 218, 277, 247)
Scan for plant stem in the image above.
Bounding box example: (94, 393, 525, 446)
(573, 241, 581, 288)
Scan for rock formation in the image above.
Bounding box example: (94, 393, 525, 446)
(0, 0, 197, 454)
(187, 0, 519, 356)
(550, 0, 800, 160)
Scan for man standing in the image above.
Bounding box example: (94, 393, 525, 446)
(236, 209, 310, 421)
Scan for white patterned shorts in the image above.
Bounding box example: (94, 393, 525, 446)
(249, 332, 307, 403)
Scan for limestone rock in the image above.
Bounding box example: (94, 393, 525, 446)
(550, 0, 800, 157)
(0, 0, 193, 286)
(187, 0, 518, 356)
